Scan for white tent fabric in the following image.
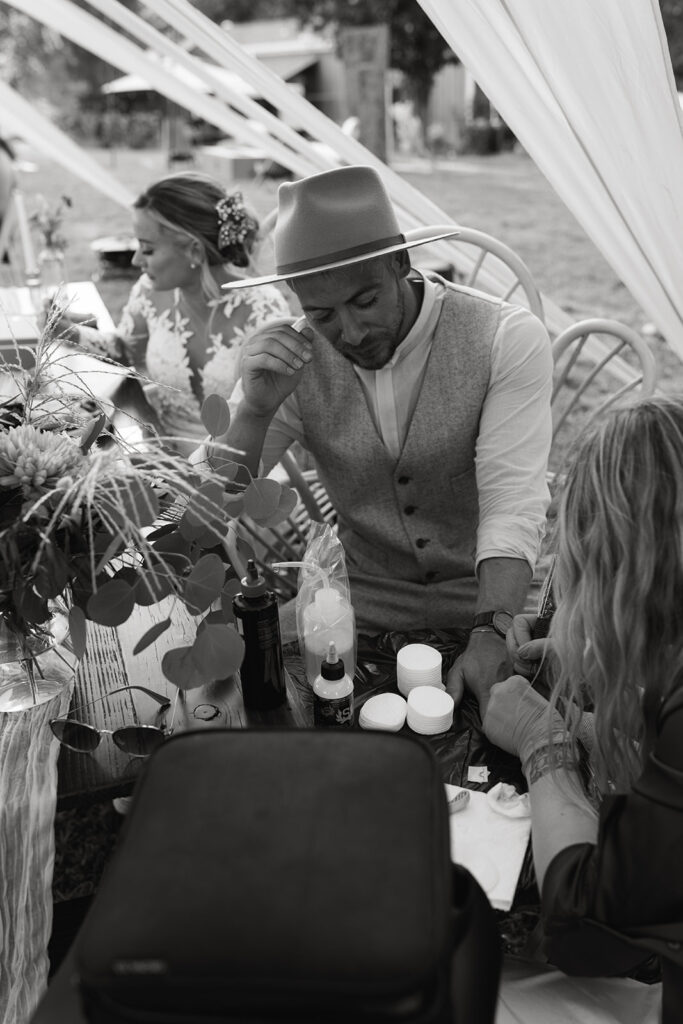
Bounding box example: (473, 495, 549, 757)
(418, 0, 683, 361)
(0, 77, 134, 209)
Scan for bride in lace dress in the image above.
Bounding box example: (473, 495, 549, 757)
(53, 172, 291, 455)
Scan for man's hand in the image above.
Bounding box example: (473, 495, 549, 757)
(446, 629, 510, 714)
(239, 319, 313, 419)
(506, 613, 554, 678)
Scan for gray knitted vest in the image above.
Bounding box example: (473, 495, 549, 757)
(296, 281, 500, 631)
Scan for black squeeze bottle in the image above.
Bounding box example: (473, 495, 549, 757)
(232, 559, 286, 711)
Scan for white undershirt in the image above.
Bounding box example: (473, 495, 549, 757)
(230, 272, 553, 571)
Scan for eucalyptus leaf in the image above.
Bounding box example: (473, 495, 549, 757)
(214, 458, 240, 482)
(200, 393, 231, 438)
(222, 493, 244, 516)
(80, 412, 107, 453)
(161, 645, 205, 690)
(191, 622, 244, 679)
(220, 579, 241, 621)
(184, 553, 225, 614)
(68, 606, 87, 660)
(113, 566, 140, 588)
(135, 568, 174, 606)
(14, 585, 48, 626)
(243, 477, 281, 520)
(87, 579, 136, 627)
(133, 618, 172, 655)
(257, 485, 299, 528)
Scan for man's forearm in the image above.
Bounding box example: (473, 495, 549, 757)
(475, 556, 532, 615)
(219, 404, 275, 477)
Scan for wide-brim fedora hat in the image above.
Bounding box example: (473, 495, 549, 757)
(222, 165, 460, 290)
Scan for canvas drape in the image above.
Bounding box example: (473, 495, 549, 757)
(418, 0, 683, 360)
(0, 78, 133, 209)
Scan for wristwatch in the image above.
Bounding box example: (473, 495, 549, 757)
(471, 609, 514, 638)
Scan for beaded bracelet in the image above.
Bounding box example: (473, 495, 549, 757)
(523, 741, 580, 786)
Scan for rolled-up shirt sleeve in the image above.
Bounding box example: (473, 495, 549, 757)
(475, 305, 553, 571)
(228, 380, 306, 476)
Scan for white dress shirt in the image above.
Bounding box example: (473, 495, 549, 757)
(230, 272, 553, 571)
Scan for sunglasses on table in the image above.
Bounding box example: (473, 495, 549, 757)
(50, 685, 176, 758)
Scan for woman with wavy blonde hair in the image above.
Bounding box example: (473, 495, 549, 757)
(485, 396, 683, 1023)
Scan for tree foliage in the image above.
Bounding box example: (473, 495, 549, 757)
(192, 1, 455, 112)
(660, 0, 683, 86)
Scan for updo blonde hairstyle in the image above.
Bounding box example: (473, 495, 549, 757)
(550, 396, 683, 793)
(134, 172, 260, 300)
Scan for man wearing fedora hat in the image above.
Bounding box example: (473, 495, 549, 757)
(214, 165, 553, 710)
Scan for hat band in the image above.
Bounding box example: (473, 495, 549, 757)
(277, 233, 406, 276)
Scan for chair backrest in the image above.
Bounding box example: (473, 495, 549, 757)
(549, 317, 657, 480)
(415, 225, 545, 323)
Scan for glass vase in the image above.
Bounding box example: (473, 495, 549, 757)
(38, 246, 67, 295)
(0, 605, 72, 713)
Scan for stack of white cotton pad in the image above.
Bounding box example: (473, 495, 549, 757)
(396, 643, 444, 697)
(359, 692, 408, 732)
(406, 686, 454, 735)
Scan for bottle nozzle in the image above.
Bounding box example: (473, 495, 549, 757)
(240, 558, 267, 597)
(321, 639, 345, 680)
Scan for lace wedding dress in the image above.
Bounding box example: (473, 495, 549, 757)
(82, 274, 291, 453)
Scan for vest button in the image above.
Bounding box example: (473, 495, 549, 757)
(416, 538, 429, 549)
(397, 475, 410, 485)
(404, 505, 417, 515)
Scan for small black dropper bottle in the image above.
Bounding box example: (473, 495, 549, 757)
(312, 640, 354, 728)
(232, 559, 286, 711)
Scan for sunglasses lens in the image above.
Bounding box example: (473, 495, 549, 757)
(113, 727, 166, 757)
(50, 720, 100, 752)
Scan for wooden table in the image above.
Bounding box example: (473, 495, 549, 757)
(56, 602, 309, 809)
(32, 616, 537, 1024)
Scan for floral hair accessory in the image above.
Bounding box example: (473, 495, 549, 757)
(215, 192, 256, 260)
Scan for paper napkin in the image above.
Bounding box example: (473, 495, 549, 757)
(445, 783, 531, 912)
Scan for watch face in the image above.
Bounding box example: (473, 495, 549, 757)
(492, 610, 514, 637)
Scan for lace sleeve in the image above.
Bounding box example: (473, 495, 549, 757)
(115, 276, 151, 371)
(241, 284, 292, 334)
(74, 276, 149, 368)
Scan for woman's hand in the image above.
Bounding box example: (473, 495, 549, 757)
(506, 613, 554, 678)
(39, 299, 79, 344)
(482, 674, 564, 764)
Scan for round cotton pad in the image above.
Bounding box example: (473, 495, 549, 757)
(358, 692, 408, 732)
(406, 686, 454, 735)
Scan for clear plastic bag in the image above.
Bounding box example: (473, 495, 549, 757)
(293, 524, 357, 686)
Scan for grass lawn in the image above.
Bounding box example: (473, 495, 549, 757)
(11, 141, 682, 390)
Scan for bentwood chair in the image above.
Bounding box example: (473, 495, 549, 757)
(549, 317, 657, 482)
(413, 225, 545, 323)
(524, 316, 659, 607)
